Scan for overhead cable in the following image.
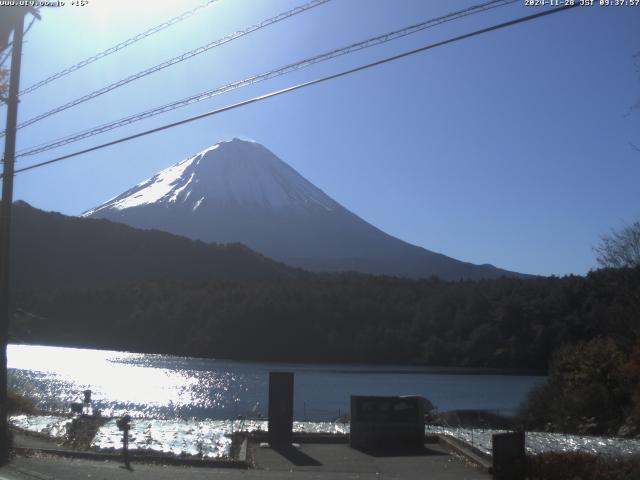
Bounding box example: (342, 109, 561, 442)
(0, 15, 38, 68)
(16, 0, 515, 158)
(18, 0, 222, 96)
(3, 0, 331, 137)
(7, 3, 579, 177)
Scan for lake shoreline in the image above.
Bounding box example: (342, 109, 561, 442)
(8, 344, 546, 426)
(8, 341, 547, 376)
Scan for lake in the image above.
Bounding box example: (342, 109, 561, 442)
(8, 344, 545, 420)
(11, 346, 640, 461)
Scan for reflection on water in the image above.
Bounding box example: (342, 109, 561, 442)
(8, 344, 545, 420)
(8, 345, 638, 459)
(10, 414, 71, 439)
(92, 418, 349, 458)
(93, 418, 234, 458)
(12, 414, 639, 459)
(9, 344, 262, 419)
(9, 414, 348, 458)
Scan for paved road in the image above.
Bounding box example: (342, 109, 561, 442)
(0, 443, 488, 480)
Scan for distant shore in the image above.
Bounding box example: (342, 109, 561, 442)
(8, 341, 547, 376)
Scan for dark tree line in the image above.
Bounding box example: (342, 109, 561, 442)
(10, 267, 640, 371)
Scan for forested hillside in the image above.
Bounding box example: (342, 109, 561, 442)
(9, 201, 301, 289)
(11, 267, 639, 370)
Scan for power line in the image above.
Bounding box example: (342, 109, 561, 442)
(7, 3, 579, 178)
(3, 0, 331, 137)
(15, 0, 516, 159)
(0, 49, 12, 69)
(18, 0, 222, 96)
(0, 15, 38, 68)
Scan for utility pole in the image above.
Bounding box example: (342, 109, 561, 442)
(0, 10, 26, 465)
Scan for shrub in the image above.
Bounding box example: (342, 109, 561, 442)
(528, 452, 640, 480)
(518, 338, 629, 434)
(7, 388, 35, 414)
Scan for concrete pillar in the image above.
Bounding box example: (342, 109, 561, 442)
(492, 431, 525, 480)
(268, 372, 294, 446)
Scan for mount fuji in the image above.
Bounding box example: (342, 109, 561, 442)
(83, 138, 523, 280)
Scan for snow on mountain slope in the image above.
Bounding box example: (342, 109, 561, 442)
(83, 138, 525, 280)
(84, 140, 336, 217)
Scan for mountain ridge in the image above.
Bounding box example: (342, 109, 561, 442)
(10, 200, 301, 290)
(84, 138, 528, 280)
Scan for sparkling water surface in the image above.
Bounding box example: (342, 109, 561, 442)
(11, 414, 640, 459)
(9, 345, 639, 459)
(8, 344, 545, 420)
(427, 426, 640, 457)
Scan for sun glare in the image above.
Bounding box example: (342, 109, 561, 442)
(86, 0, 196, 23)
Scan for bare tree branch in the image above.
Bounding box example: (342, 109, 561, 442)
(595, 221, 640, 269)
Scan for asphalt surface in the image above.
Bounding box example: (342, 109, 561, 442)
(0, 442, 489, 480)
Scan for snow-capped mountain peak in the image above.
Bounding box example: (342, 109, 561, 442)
(83, 138, 523, 280)
(83, 139, 336, 217)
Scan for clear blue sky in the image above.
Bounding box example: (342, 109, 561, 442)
(3, 0, 639, 276)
